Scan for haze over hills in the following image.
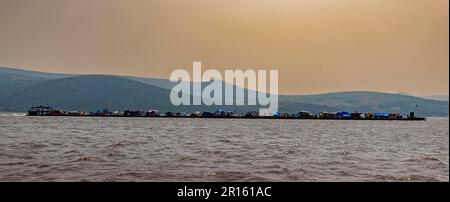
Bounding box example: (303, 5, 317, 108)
(422, 95, 449, 102)
(0, 67, 448, 116)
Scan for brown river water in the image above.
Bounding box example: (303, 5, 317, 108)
(0, 114, 448, 182)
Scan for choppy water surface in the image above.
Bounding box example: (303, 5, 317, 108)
(0, 115, 448, 182)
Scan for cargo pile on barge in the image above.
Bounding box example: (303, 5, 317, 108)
(27, 106, 426, 120)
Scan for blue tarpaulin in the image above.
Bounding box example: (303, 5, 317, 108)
(374, 112, 390, 117)
(336, 111, 350, 118)
(273, 112, 281, 118)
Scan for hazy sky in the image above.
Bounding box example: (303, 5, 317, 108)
(0, 0, 448, 96)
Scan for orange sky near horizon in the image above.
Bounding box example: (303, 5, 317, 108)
(0, 0, 448, 96)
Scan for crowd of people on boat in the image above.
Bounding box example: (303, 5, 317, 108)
(27, 106, 421, 120)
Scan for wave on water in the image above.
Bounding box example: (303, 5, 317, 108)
(0, 113, 26, 117)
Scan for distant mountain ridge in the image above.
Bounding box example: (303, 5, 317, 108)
(422, 95, 449, 102)
(0, 67, 448, 116)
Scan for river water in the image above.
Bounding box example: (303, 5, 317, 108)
(0, 114, 448, 181)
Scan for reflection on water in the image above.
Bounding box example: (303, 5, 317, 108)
(0, 115, 448, 182)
